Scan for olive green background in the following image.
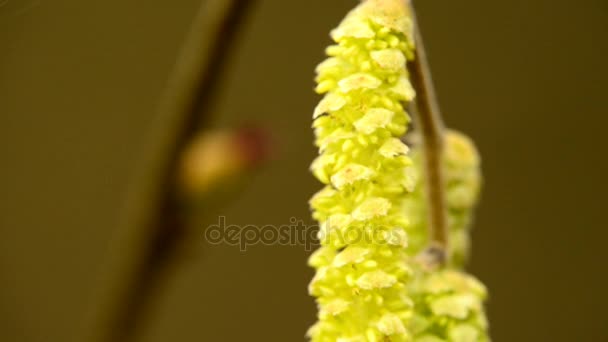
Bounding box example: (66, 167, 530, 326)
(1, 0, 607, 341)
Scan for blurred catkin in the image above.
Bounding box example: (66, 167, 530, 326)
(405, 130, 482, 268)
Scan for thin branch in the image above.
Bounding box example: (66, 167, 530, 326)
(80, 1, 257, 341)
(407, 1, 449, 267)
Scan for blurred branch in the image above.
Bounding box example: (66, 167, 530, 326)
(81, 1, 257, 341)
(407, 1, 449, 267)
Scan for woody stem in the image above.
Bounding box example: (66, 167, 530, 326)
(407, 1, 449, 266)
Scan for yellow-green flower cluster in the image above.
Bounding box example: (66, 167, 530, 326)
(409, 270, 489, 342)
(404, 131, 482, 268)
(308, 0, 416, 341)
(402, 132, 490, 341)
(307, 1, 490, 341)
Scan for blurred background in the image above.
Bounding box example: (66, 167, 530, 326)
(1, 0, 607, 341)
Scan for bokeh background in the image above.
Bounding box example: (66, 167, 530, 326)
(1, 0, 607, 341)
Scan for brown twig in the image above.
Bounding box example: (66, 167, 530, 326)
(407, 1, 449, 267)
(80, 1, 257, 341)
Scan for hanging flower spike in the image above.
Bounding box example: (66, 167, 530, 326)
(402, 133, 490, 341)
(404, 130, 482, 268)
(308, 1, 416, 341)
(409, 269, 490, 342)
